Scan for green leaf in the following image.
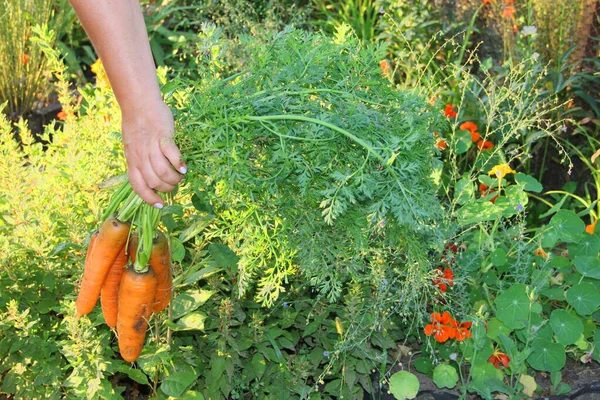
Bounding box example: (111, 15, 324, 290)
(454, 178, 475, 205)
(179, 215, 213, 243)
(171, 237, 185, 263)
(486, 318, 512, 342)
(117, 366, 150, 386)
(413, 357, 434, 374)
(160, 371, 197, 398)
(515, 173, 543, 193)
(458, 201, 499, 225)
(389, 371, 419, 399)
(568, 234, 600, 258)
(470, 363, 504, 383)
(527, 338, 566, 372)
(567, 283, 600, 315)
(573, 256, 600, 279)
(549, 210, 585, 243)
(208, 243, 239, 273)
(495, 284, 530, 329)
(550, 309, 583, 345)
(490, 248, 507, 267)
(167, 312, 208, 331)
(180, 390, 205, 400)
(453, 130, 473, 155)
(252, 353, 266, 379)
(432, 364, 458, 389)
(171, 290, 215, 320)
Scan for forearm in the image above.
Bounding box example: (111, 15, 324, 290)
(68, 0, 162, 114)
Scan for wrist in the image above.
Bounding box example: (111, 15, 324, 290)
(120, 95, 166, 121)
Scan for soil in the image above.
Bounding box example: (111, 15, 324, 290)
(363, 350, 600, 400)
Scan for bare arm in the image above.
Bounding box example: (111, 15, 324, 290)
(68, 0, 185, 207)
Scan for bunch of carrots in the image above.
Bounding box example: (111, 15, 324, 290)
(75, 180, 172, 362)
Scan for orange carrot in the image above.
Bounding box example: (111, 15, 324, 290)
(76, 216, 130, 316)
(149, 232, 172, 312)
(117, 265, 157, 362)
(100, 245, 127, 328)
(128, 234, 138, 264)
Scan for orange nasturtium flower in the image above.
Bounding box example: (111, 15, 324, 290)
(444, 104, 457, 118)
(482, 0, 494, 4)
(437, 140, 448, 150)
(479, 183, 498, 203)
(488, 349, 511, 368)
(456, 322, 473, 341)
(22, 54, 29, 65)
(433, 267, 454, 292)
(379, 59, 391, 76)
(488, 164, 516, 179)
(534, 247, 547, 258)
(585, 220, 597, 234)
(425, 312, 472, 343)
(459, 121, 481, 142)
(57, 110, 68, 121)
(477, 140, 494, 150)
(502, 5, 516, 18)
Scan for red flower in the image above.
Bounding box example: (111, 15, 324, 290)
(22, 54, 29, 65)
(444, 104, 457, 118)
(488, 350, 510, 368)
(444, 242, 458, 254)
(502, 5, 516, 18)
(459, 122, 481, 142)
(477, 140, 494, 150)
(433, 267, 454, 292)
(424, 312, 470, 343)
(482, 0, 494, 4)
(57, 110, 68, 121)
(456, 322, 473, 341)
(437, 140, 448, 150)
(479, 183, 499, 203)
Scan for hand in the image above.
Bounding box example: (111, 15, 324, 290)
(121, 100, 186, 207)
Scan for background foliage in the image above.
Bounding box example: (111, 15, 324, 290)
(1, 0, 599, 399)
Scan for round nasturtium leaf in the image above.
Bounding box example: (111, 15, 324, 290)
(486, 317, 512, 342)
(490, 248, 508, 267)
(495, 284, 530, 329)
(470, 363, 504, 383)
(527, 338, 566, 372)
(389, 371, 419, 400)
(573, 256, 600, 280)
(568, 234, 600, 258)
(566, 283, 600, 316)
(550, 309, 583, 345)
(549, 210, 585, 243)
(433, 364, 458, 389)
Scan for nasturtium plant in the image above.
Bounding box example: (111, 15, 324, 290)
(433, 364, 458, 389)
(549, 309, 583, 345)
(549, 210, 586, 243)
(527, 338, 566, 372)
(495, 284, 531, 329)
(566, 283, 600, 316)
(389, 371, 420, 400)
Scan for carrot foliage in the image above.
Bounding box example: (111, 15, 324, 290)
(173, 27, 443, 308)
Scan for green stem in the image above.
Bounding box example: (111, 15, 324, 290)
(455, 4, 484, 68)
(101, 181, 132, 222)
(243, 114, 385, 162)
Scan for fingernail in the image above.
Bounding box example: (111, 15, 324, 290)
(153, 203, 163, 209)
(179, 166, 187, 174)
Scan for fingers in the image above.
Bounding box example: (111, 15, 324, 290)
(159, 136, 187, 174)
(150, 149, 182, 188)
(128, 168, 164, 208)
